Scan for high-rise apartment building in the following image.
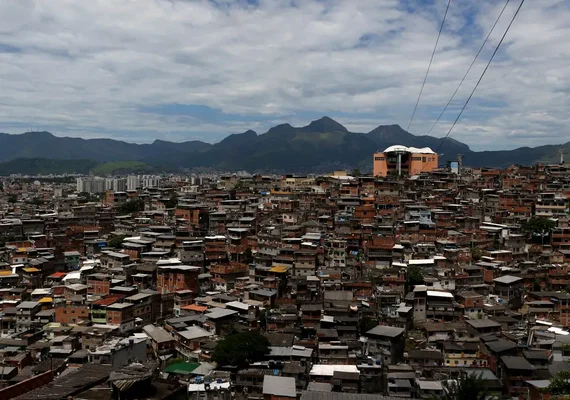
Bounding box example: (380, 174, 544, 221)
(76, 177, 106, 194)
(127, 175, 140, 191)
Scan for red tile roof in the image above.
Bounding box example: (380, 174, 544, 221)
(93, 295, 124, 306)
(48, 272, 67, 278)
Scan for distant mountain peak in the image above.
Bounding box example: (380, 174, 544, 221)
(302, 116, 348, 133)
(0, 121, 556, 172)
(23, 131, 55, 137)
(368, 124, 412, 139)
(218, 129, 258, 146)
(266, 123, 295, 135)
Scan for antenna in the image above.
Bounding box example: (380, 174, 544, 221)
(558, 148, 567, 164)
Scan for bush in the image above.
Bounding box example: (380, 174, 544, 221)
(211, 331, 269, 367)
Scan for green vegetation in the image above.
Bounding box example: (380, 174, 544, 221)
(471, 247, 484, 261)
(0, 158, 159, 176)
(521, 216, 556, 245)
(243, 247, 253, 264)
(107, 235, 127, 249)
(117, 198, 145, 214)
(359, 317, 378, 334)
(28, 197, 43, 206)
(91, 161, 152, 176)
(0, 118, 568, 173)
(522, 217, 556, 237)
(0, 158, 98, 175)
(164, 193, 178, 209)
(211, 331, 269, 367)
(7, 194, 17, 203)
(439, 372, 489, 400)
(405, 265, 424, 293)
(16, 176, 77, 184)
(233, 180, 250, 191)
(548, 369, 570, 396)
(258, 309, 267, 330)
(0, 235, 16, 248)
(78, 192, 101, 203)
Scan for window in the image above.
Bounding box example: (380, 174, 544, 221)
(422, 157, 427, 162)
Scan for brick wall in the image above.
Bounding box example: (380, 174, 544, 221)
(55, 305, 90, 324)
(0, 371, 53, 398)
(87, 279, 111, 295)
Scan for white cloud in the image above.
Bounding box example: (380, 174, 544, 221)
(0, 0, 568, 150)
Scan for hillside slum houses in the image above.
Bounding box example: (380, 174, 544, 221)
(0, 164, 570, 399)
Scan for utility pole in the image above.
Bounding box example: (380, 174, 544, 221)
(558, 148, 567, 164)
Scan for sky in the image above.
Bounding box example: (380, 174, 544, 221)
(0, 0, 569, 151)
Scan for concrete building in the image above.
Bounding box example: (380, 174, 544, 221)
(76, 177, 106, 194)
(88, 336, 147, 368)
(127, 175, 141, 191)
(373, 145, 438, 177)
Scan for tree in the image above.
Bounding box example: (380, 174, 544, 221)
(243, 247, 253, 264)
(108, 235, 127, 249)
(521, 217, 556, 243)
(0, 235, 16, 249)
(7, 195, 17, 203)
(405, 265, 424, 293)
(259, 309, 267, 330)
(439, 372, 489, 400)
(549, 365, 570, 395)
(29, 197, 43, 206)
(117, 198, 145, 214)
(165, 193, 178, 209)
(233, 180, 249, 192)
(351, 168, 362, 177)
(359, 317, 378, 334)
(211, 331, 269, 367)
(471, 247, 484, 261)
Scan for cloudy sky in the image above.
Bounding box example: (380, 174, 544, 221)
(0, 0, 568, 150)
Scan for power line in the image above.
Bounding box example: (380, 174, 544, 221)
(433, 0, 525, 156)
(406, 0, 452, 133)
(425, 0, 511, 137)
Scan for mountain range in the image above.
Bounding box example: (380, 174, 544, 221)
(0, 117, 567, 174)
